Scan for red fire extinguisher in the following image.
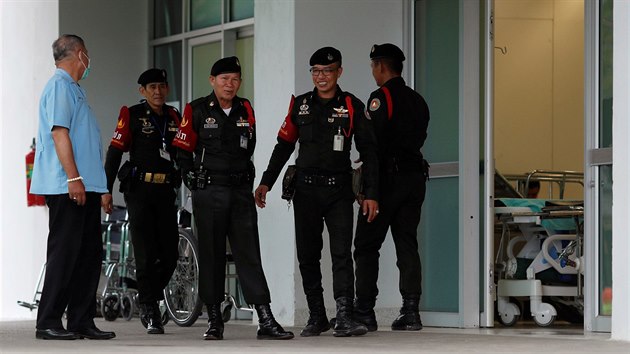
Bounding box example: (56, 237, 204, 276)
(26, 138, 46, 207)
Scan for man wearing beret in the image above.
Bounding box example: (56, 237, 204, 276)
(353, 43, 430, 332)
(103, 68, 182, 334)
(255, 47, 379, 337)
(173, 56, 293, 340)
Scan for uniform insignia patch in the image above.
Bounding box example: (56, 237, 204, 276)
(117, 119, 125, 129)
(328, 117, 334, 123)
(369, 98, 381, 111)
(180, 115, 189, 127)
(204, 117, 218, 129)
(210, 101, 215, 107)
(327, 53, 333, 61)
(333, 106, 349, 114)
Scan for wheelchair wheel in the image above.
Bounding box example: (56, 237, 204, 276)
(121, 293, 135, 321)
(101, 295, 120, 321)
(163, 227, 202, 327)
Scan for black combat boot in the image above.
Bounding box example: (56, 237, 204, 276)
(391, 297, 423, 331)
(254, 304, 294, 340)
(332, 297, 368, 337)
(354, 298, 378, 332)
(204, 303, 224, 340)
(140, 302, 164, 334)
(300, 295, 331, 337)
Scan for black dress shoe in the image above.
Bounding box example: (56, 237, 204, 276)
(72, 327, 116, 340)
(35, 328, 80, 340)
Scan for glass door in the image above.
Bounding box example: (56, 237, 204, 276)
(415, 0, 482, 327)
(584, 0, 612, 333)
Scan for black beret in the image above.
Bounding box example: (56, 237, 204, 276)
(137, 68, 167, 86)
(370, 43, 405, 62)
(211, 56, 241, 76)
(309, 47, 342, 66)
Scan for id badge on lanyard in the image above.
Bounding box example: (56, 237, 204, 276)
(333, 127, 344, 151)
(159, 142, 171, 161)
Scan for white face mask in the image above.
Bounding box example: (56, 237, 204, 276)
(79, 51, 91, 80)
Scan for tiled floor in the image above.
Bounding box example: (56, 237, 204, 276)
(1, 318, 628, 353)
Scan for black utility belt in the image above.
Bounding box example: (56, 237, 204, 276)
(137, 171, 171, 184)
(296, 171, 350, 186)
(196, 171, 250, 188)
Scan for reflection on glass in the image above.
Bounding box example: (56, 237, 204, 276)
(154, 42, 182, 104)
(599, 0, 613, 148)
(192, 42, 221, 99)
(235, 36, 254, 101)
(154, 0, 183, 38)
(230, 0, 254, 21)
(597, 0, 613, 317)
(191, 0, 221, 30)
(598, 165, 612, 315)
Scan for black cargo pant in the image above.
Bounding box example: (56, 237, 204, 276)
(124, 182, 179, 304)
(354, 170, 426, 302)
(192, 184, 271, 305)
(293, 179, 356, 301)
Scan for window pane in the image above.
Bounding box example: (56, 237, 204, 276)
(235, 36, 253, 101)
(154, 42, 182, 106)
(599, 0, 613, 148)
(230, 0, 254, 21)
(192, 42, 221, 99)
(191, 0, 221, 30)
(154, 0, 182, 38)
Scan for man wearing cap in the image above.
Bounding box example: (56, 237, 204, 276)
(353, 43, 430, 332)
(103, 68, 182, 334)
(173, 56, 293, 340)
(255, 47, 379, 337)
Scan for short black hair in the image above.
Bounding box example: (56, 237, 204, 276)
(374, 58, 403, 75)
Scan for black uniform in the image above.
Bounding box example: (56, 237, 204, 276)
(104, 101, 181, 305)
(354, 76, 430, 303)
(260, 86, 378, 302)
(173, 92, 271, 306)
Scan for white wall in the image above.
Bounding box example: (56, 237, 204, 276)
(0, 0, 148, 321)
(0, 0, 58, 321)
(59, 0, 149, 205)
(255, 0, 407, 325)
(293, 0, 405, 323)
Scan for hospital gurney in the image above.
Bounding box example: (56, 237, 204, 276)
(494, 198, 584, 327)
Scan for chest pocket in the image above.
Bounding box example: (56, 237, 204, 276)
(199, 116, 222, 140)
(296, 114, 314, 142)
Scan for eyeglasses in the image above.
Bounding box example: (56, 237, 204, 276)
(309, 67, 338, 77)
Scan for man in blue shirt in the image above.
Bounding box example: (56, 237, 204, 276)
(30, 34, 115, 340)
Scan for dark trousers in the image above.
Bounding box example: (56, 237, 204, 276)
(36, 193, 103, 331)
(124, 182, 179, 304)
(293, 181, 355, 301)
(354, 171, 426, 302)
(192, 185, 271, 305)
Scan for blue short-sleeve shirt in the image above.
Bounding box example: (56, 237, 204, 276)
(30, 68, 107, 195)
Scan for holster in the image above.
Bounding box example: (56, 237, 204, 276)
(281, 165, 297, 201)
(117, 161, 134, 193)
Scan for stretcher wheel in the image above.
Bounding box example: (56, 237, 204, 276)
(497, 302, 520, 327)
(121, 294, 134, 321)
(101, 295, 120, 321)
(533, 303, 556, 327)
(163, 227, 202, 327)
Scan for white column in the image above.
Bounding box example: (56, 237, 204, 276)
(611, 0, 630, 342)
(0, 0, 58, 321)
(253, 0, 297, 326)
